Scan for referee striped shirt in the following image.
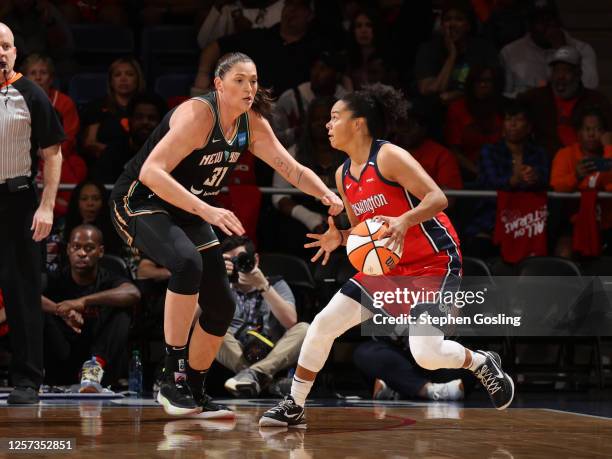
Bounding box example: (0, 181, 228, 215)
(0, 73, 64, 184)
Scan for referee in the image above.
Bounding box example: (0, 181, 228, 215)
(0, 23, 64, 404)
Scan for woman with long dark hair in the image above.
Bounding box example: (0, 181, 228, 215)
(110, 52, 343, 418)
(260, 84, 514, 427)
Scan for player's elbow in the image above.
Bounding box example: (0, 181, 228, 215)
(139, 164, 156, 189)
(435, 190, 448, 212)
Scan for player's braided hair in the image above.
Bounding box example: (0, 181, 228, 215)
(341, 83, 408, 139)
(214, 52, 274, 118)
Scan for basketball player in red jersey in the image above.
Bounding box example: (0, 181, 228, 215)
(260, 84, 514, 427)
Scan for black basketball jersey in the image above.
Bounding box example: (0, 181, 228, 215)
(111, 91, 251, 218)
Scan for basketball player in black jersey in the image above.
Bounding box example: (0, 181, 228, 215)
(110, 53, 343, 417)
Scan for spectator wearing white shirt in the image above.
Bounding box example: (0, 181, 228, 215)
(501, 1, 598, 98)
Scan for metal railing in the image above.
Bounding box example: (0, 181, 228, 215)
(51, 183, 612, 199)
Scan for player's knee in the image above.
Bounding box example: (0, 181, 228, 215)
(409, 335, 441, 371)
(197, 287, 235, 336)
(309, 312, 341, 341)
(167, 248, 203, 295)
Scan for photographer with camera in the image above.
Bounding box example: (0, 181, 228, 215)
(217, 236, 309, 397)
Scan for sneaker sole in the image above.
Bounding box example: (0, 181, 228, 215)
(259, 416, 307, 428)
(496, 372, 515, 411)
(188, 409, 236, 419)
(156, 391, 202, 416)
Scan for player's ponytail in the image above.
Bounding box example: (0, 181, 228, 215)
(214, 52, 273, 118)
(341, 83, 408, 138)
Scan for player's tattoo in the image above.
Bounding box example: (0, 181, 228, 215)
(273, 156, 293, 178)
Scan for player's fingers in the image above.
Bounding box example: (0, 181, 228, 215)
(311, 248, 324, 263)
(304, 241, 321, 248)
(32, 221, 44, 241)
(327, 216, 336, 228)
(30, 215, 37, 231)
(218, 223, 232, 236)
(305, 233, 322, 241)
(227, 214, 245, 234)
(322, 250, 330, 266)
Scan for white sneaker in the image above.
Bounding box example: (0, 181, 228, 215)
(427, 379, 464, 401)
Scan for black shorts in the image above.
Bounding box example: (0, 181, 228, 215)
(110, 181, 219, 255)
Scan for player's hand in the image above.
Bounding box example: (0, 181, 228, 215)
(576, 159, 597, 180)
(31, 205, 54, 241)
(304, 216, 342, 265)
(320, 192, 343, 216)
(373, 215, 407, 256)
(200, 204, 245, 236)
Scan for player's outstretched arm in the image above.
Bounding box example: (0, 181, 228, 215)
(248, 112, 343, 216)
(304, 166, 359, 265)
(139, 100, 244, 236)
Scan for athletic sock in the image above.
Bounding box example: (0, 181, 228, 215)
(164, 344, 188, 383)
(187, 365, 209, 399)
(290, 375, 313, 407)
(468, 350, 486, 372)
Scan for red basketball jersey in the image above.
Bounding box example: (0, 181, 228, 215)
(342, 140, 461, 266)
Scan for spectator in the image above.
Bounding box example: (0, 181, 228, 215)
(463, 101, 549, 258)
(272, 51, 348, 148)
(346, 8, 387, 90)
(414, 0, 498, 104)
(94, 93, 167, 184)
(80, 57, 146, 161)
(444, 64, 505, 182)
(63, 180, 125, 259)
(550, 108, 612, 257)
(193, 0, 324, 97)
(354, 337, 470, 401)
(393, 111, 463, 193)
(518, 46, 612, 159)
(268, 97, 345, 258)
(42, 224, 140, 392)
(197, 0, 285, 50)
(501, 1, 598, 98)
(22, 53, 87, 217)
(55, 0, 129, 25)
(216, 236, 309, 397)
(1, 0, 74, 71)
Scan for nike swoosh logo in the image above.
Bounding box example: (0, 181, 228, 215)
(285, 412, 301, 419)
(212, 138, 221, 143)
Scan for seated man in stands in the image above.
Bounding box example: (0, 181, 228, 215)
(550, 107, 612, 256)
(518, 46, 612, 159)
(216, 236, 309, 397)
(42, 224, 140, 392)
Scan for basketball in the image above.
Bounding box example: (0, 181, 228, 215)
(346, 219, 402, 275)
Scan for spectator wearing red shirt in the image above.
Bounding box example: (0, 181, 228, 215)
(445, 64, 505, 182)
(393, 112, 463, 194)
(22, 53, 87, 217)
(550, 107, 612, 257)
(518, 46, 612, 159)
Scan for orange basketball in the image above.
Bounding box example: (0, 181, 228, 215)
(346, 219, 402, 276)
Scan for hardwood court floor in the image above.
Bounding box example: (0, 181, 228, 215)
(0, 398, 611, 458)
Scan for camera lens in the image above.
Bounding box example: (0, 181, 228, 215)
(235, 252, 255, 273)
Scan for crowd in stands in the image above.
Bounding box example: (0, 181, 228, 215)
(1, 0, 611, 397)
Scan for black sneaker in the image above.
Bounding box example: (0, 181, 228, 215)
(156, 378, 201, 416)
(473, 350, 514, 410)
(259, 395, 306, 428)
(189, 393, 235, 419)
(7, 386, 39, 405)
